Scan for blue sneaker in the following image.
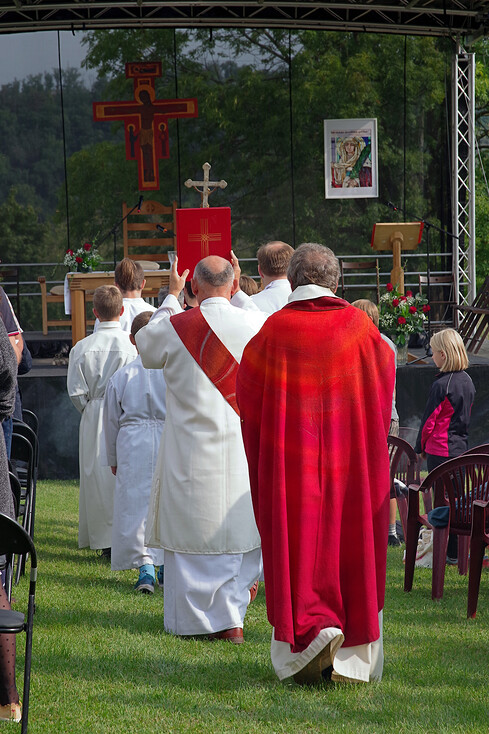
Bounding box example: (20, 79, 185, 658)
(134, 573, 155, 594)
(134, 564, 155, 594)
(157, 566, 164, 588)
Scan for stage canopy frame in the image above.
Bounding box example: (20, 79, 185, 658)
(0, 0, 486, 305)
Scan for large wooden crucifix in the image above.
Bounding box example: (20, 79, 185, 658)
(93, 61, 198, 191)
(184, 162, 227, 207)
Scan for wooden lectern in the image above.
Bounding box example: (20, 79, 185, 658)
(371, 222, 423, 294)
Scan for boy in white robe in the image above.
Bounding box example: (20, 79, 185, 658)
(94, 258, 156, 333)
(103, 311, 166, 593)
(67, 285, 137, 554)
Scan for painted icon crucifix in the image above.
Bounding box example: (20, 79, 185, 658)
(93, 61, 198, 191)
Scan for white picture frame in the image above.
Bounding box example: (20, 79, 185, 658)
(324, 118, 378, 199)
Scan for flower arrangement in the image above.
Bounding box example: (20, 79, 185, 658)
(379, 283, 430, 347)
(63, 242, 102, 272)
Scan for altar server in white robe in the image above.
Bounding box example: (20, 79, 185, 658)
(250, 241, 294, 314)
(94, 258, 156, 333)
(67, 285, 137, 552)
(136, 255, 268, 643)
(103, 310, 166, 593)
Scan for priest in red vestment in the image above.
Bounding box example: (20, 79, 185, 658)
(236, 242, 395, 684)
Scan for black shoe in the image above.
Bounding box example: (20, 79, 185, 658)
(388, 534, 400, 547)
(97, 547, 111, 561)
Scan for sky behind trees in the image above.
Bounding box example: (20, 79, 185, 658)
(0, 30, 89, 86)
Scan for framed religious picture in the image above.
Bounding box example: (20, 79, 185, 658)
(324, 118, 378, 199)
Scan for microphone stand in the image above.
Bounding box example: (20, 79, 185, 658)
(385, 200, 458, 347)
(97, 196, 143, 269)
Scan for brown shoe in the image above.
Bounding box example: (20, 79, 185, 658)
(249, 581, 259, 602)
(293, 633, 344, 685)
(205, 627, 244, 644)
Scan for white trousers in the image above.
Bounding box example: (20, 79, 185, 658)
(271, 611, 384, 682)
(163, 548, 262, 636)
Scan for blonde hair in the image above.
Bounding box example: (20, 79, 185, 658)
(93, 285, 123, 321)
(351, 299, 379, 328)
(430, 328, 469, 372)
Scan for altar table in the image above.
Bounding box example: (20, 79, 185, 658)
(67, 270, 170, 345)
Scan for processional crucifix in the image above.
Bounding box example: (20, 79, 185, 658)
(184, 162, 227, 208)
(93, 61, 198, 191)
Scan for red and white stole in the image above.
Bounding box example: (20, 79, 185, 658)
(170, 307, 240, 415)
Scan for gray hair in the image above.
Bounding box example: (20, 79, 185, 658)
(194, 259, 234, 288)
(287, 243, 340, 290)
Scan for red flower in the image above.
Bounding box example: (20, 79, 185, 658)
(422, 304, 431, 313)
(386, 283, 394, 292)
(409, 306, 417, 314)
(406, 290, 413, 298)
(75, 256, 83, 263)
(66, 249, 73, 256)
(398, 316, 407, 325)
(83, 242, 92, 251)
(400, 296, 407, 302)
(392, 298, 400, 307)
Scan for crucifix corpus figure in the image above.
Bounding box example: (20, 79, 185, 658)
(93, 61, 198, 191)
(184, 162, 227, 208)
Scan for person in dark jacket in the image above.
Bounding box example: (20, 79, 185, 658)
(415, 328, 475, 565)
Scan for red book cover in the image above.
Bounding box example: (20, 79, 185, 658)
(176, 207, 232, 279)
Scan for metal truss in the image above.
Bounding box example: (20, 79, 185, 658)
(0, 1, 489, 37)
(452, 49, 476, 306)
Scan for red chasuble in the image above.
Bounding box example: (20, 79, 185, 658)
(236, 297, 395, 653)
(170, 307, 240, 415)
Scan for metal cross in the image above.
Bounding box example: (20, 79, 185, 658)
(184, 162, 227, 208)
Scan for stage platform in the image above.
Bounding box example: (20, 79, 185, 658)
(18, 332, 489, 480)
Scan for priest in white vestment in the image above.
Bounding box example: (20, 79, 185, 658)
(250, 241, 294, 314)
(103, 311, 166, 591)
(136, 256, 267, 642)
(67, 285, 137, 551)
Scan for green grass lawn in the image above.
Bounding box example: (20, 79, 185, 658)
(10, 480, 489, 733)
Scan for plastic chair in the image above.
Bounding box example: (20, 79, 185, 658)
(387, 435, 419, 539)
(404, 454, 489, 602)
(0, 512, 37, 734)
(467, 499, 489, 618)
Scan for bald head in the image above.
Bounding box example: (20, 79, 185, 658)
(192, 256, 235, 303)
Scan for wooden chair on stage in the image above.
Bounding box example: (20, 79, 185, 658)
(122, 199, 177, 267)
(404, 454, 489, 608)
(38, 277, 94, 336)
(340, 259, 380, 304)
(38, 277, 71, 335)
(455, 276, 489, 354)
(418, 273, 457, 330)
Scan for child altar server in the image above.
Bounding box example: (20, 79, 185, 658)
(103, 311, 166, 593)
(67, 285, 137, 555)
